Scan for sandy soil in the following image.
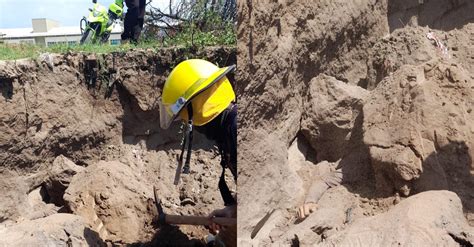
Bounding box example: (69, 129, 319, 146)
(236, 0, 473, 245)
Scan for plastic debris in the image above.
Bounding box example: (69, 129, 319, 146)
(426, 32, 449, 58)
(38, 52, 54, 69)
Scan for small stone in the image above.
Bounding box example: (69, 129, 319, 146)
(407, 75, 417, 82)
(399, 185, 410, 197)
(393, 193, 401, 205)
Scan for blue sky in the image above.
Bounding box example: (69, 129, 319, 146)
(0, 0, 168, 29)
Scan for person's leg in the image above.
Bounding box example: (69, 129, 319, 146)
(122, 0, 139, 42)
(132, 0, 146, 42)
(139, 0, 146, 26)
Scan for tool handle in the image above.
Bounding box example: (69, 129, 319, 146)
(174, 124, 188, 185)
(165, 215, 236, 226)
(173, 159, 183, 185)
(212, 217, 237, 226)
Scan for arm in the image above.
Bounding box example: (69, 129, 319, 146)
(297, 168, 343, 220)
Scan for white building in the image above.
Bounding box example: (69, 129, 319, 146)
(0, 18, 122, 46)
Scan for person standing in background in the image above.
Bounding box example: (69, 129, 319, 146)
(121, 0, 146, 43)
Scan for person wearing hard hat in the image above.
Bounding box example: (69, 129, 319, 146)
(159, 59, 237, 246)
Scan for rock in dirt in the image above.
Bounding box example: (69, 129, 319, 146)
(45, 155, 84, 206)
(0, 213, 104, 246)
(0, 170, 55, 223)
(64, 160, 154, 244)
(322, 191, 474, 246)
(237, 131, 305, 239)
(301, 74, 368, 162)
(26, 186, 59, 220)
(0, 173, 31, 223)
(363, 61, 474, 199)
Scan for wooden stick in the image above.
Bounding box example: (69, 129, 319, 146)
(165, 214, 237, 226)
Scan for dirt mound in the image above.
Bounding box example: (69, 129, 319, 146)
(45, 155, 85, 206)
(387, 0, 474, 32)
(64, 160, 154, 243)
(322, 190, 474, 246)
(0, 213, 104, 246)
(363, 61, 473, 199)
(301, 74, 368, 162)
(237, 0, 473, 245)
(0, 47, 236, 244)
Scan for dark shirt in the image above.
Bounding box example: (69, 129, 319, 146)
(195, 103, 237, 205)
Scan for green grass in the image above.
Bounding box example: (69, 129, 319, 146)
(0, 43, 42, 60)
(0, 25, 236, 60)
(162, 23, 237, 47)
(0, 43, 127, 60)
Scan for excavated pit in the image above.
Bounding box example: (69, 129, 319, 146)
(0, 46, 236, 246)
(237, 0, 473, 245)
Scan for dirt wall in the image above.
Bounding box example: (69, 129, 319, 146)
(236, 0, 473, 245)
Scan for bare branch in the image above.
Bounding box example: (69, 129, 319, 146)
(143, 0, 236, 39)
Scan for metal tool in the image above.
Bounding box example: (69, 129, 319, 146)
(250, 209, 275, 239)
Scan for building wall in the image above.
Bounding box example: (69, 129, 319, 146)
(44, 33, 122, 46)
(34, 37, 46, 46)
(45, 35, 83, 46)
(2, 38, 35, 44)
(32, 19, 60, 33)
(2, 32, 121, 47)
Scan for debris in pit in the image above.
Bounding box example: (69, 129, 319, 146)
(426, 32, 449, 58)
(180, 197, 196, 206)
(84, 54, 98, 89)
(290, 234, 300, 247)
(0, 77, 14, 100)
(105, 52, 120, 98)
(311, 225, 332, 241)
(344, 206, 353, 224)
(251, 209, 276, 239)
(38, 53, 54, 70)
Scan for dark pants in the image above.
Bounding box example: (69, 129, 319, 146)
(122, 0, 146, 43)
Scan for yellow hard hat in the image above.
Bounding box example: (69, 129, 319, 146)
(159, 59, 236, 129)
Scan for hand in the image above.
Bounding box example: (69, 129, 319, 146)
(208, 205, 237, 234)
(297, 202, 317, 220)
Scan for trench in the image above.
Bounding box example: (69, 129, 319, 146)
(0, 46, 237, 245)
